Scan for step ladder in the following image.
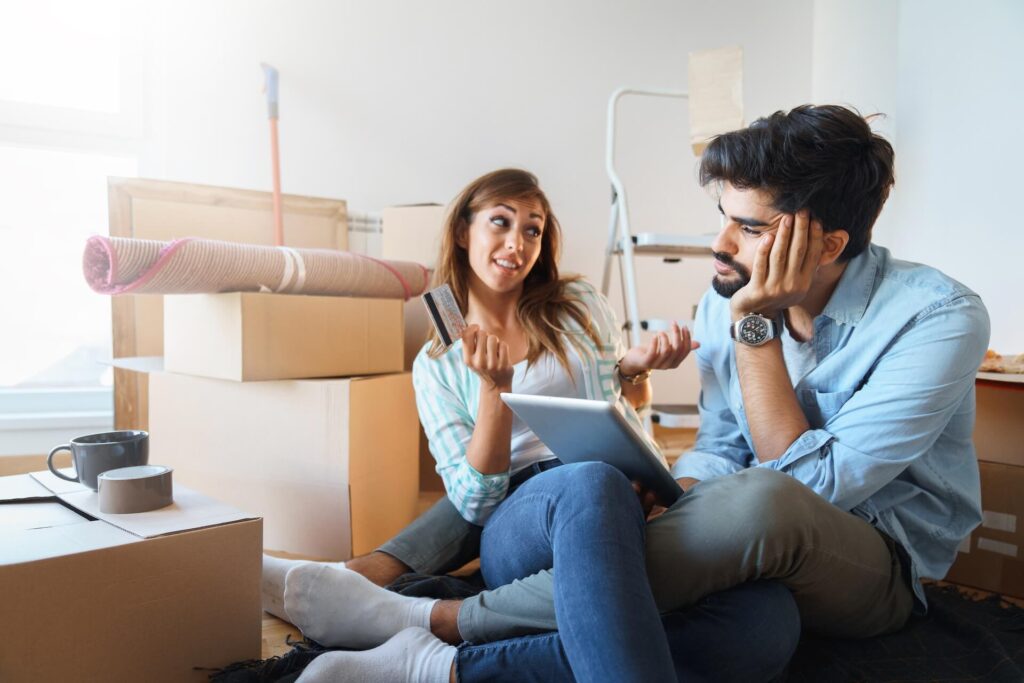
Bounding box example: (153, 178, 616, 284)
(600, 87, 715, 430)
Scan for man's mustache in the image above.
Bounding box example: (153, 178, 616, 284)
(712, 252, 750, 277)
(713, 251, 736, 267)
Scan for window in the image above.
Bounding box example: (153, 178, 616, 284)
(0, 1, 141, 455)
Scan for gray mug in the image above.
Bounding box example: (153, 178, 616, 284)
(47, 430, 149, 491)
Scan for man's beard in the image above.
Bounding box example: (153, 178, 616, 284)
(711, 251, 751, 298)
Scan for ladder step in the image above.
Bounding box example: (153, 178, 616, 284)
(650, 404, 700, 429)
(615, 233, 715, 256)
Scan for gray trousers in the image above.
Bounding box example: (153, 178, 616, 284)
(380, 467, 915, 643)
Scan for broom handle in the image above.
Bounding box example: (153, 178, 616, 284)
(261, 63, 284, 246)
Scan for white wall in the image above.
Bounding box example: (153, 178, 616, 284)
(138, 0, 814, 403)
(814, 0, 1024, 351)
(888, 0, 1023, 351)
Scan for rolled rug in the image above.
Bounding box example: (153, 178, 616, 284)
(83, 235, 430, 300)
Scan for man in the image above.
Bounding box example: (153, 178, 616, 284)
(270, 105, 989, 681)
(646, 103, 988, 633)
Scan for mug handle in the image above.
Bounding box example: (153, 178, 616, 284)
(47, 445, 80, 483)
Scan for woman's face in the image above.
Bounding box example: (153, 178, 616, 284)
(458, 197, 546, 297)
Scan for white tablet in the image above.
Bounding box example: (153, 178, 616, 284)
(500, 393, 682, 505)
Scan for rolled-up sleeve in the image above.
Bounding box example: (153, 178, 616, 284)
(412, 352, 509, 524)
(757, 295, 989, 511)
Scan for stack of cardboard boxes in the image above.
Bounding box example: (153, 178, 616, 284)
(135, 203, 448, 560)
(104, 180, 448, 561)
(946, 376, 1024, 598)
(145, 289, 419, 561)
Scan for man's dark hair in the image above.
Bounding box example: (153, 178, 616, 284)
(699, 104, 895, 261)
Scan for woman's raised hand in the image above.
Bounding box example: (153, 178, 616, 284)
(462, 325, 514, 392)
(618, 321, 699, 378)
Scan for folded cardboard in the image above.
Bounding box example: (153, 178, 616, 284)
(381, 204, 445, 270)
(163, 292, 404, 381)
(688, 46, 744, 155)
(0, 470, 261, 682)
(147, 369, 419, 559)
(945, 461, 1024, 598)
(974, 382, 1024, 467)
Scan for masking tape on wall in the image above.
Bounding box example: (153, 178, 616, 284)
(982, 510, 1017, 533)
(977, 537, 1018, 558)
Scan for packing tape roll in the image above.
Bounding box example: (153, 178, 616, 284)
(98, 465, 174, 514)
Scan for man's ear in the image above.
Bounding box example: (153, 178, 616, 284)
(820, 228, 849, 266)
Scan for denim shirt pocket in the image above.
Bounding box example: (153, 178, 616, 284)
(801, 387, 857, 428)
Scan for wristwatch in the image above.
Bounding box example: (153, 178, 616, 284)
(730, 313, 780, 347)
(615, 360, 652, 385)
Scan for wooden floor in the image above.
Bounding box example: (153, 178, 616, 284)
(262, 612, 304, 659)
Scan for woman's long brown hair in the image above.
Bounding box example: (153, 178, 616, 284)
(427, 169, 602, 371)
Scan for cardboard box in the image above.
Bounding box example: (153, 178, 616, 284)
(0, 471, 261, 682)
(164, 292, 404, 381)
(974, 382, 1024, 467)
(148, 370, 419, 559)
(381, 205, 446, 269)
(404, 295, 433, 372)
(945, 461, 1024, 598)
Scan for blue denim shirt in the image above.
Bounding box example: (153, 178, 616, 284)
(671, 244, 989, 608)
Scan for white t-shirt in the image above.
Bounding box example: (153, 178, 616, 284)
(781, 326, 818, 387)
(508, 346, 588, 472)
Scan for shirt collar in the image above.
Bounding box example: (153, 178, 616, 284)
(820, 243, 880, 326)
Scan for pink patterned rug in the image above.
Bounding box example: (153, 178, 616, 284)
(83, 236, 430, 300)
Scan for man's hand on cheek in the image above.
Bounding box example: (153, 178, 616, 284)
(730, 209, 824, 318)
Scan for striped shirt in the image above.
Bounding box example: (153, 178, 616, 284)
(412, 279, 667, 524)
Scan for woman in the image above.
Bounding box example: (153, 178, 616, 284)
(264, 169, 799, 682)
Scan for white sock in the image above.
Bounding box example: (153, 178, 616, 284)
(285, 563, 437, 648)
(262, 554, 345, 621)
(296, 627, 455, 683)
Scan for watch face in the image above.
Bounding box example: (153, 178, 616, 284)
(738, 316, 770, 345)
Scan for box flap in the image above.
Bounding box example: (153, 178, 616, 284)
(30, 468, 91, 495)
(0, 474, 54, 502)
(59, 484, 257, 538)
(0, 501, 90, 531)
(24, 471, 256, 540)
(0, 520, 139, 566)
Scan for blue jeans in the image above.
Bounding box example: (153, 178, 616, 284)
(473, 461, 677, 683)
(379, 461, 802, 681)
(456, 580, 800, 683)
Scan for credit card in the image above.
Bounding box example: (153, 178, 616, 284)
(422, 284, 467, 349)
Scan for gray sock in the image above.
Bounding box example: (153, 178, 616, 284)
(285, 563, 437, 648)
(262, 554, 345, 621)
(295, 627, 455, 683)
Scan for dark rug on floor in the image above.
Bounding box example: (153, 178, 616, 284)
(783, 584, 1024, 683)
(208, 579, 1024, 682)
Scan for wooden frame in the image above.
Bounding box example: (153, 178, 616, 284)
(107, 177, 348, 430)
